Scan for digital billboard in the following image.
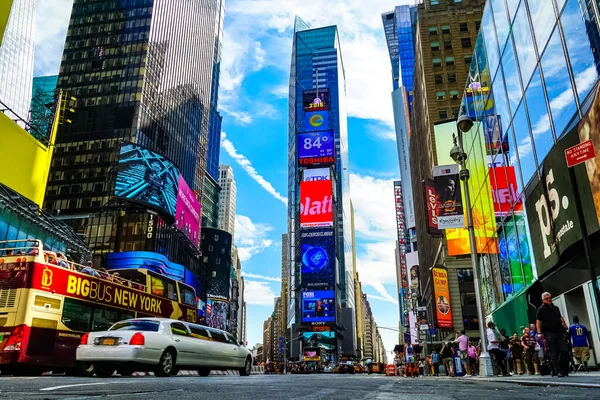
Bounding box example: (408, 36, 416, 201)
(206, 298, 228, 331)
(300, 180, 333, 228)
(303, 348, 321, 361)
(489, 166, 522, 215)
(305, 111, 329, 131)
(175, 174, 201, 246)
(115, 143, 179, 216)
(300, 228, 335, 289)
(302, 88, 329, 111)
(301, 290, 335, 325)
(298, 130, 335, 167)
(302, 331, 336, 350)
(303, 168, 330, 182)
(432, 267, 453, 329)
(433, 164, 464, 229)
(497, 214, 534, 295)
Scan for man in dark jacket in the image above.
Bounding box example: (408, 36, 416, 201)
(536, 292, 568, 377)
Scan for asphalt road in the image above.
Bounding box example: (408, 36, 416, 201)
(0, 374, 594, 399)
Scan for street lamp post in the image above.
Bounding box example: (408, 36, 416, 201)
(450, 115, 493, 377)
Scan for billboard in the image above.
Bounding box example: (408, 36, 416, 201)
(300, 180, 333, 228)
(115, 143, 179, 216)
(301, 290, 335, 325)
(303, 348, 321, 361)
(433, 164, 464, 229)
(483, 115, 508, 155)
(303, 168, 331, 182)
(497, 214, 535, 294)
(432, 266, 453, 329)
(300, 228, 335, 289)
(302, 88, 329, 111)
(206, 298, 228, 331)
(298, 130, 335, 167)
(305, 111, 329, 131)
(489, 166, 522, 215)
(302, 331, 336, 350)
(175, 175, 201, 246)
(423, 179, 442, 236)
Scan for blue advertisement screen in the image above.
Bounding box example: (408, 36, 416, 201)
(305, 110, 329, 131)
(301, 290, 335, 324)
(300, 228, 335, 289)
(298, 130, 334, 160)
(115, 143, 179, 216)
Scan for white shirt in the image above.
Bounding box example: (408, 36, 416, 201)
(487, 328, 499, 350)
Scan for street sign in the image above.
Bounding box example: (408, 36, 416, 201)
(565, 140, 595, 167)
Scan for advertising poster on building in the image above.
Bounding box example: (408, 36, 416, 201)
(301, 290, 335, 325)
(303, 88, 329, 111)
(432, 266, 453, 329)
(405, 251, 419, 342)
(423, 178, 442, 236)
(497, 214, 535, 294)
(303, 168, 330, 182)
(115, 143, 179, 216)
(300, 228, 335, 289)
(303, 348, 321, 361)
(298, 130, 335, 167)
(175, 174, 201, 246)
(302, 331, 336, 351)
(299, 180, 333, 228)
(433, 164, 464, 229)
(206, 298, 228, 331)
(305, 110, 329, 131)
(489, 166, 522, 215)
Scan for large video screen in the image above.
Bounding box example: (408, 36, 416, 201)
(298, 130, 334, 167)
(299, 180, 333, 228)
(175, 175, 201, 246)
(300, 228, 335, 289)
(301, 290, 335, 325)
(302, 88, 329, 111)
(302, 331, 336, 350)
(115, 143, 179, 216)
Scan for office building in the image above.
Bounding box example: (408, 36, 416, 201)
(45, 0, 226, 282)
(202, 174, 221, 228)
(0, 0, 34, 121)
(218, 164, 236, 237)
(457, 0, 600, 367)
(263, 316, 274, 363)
(409, 0, 485, 346)
(287, 17, 354, 361)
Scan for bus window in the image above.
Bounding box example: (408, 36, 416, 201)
(151, 275, 165, 297)
(179, 284, 196, 306)
(61, 298, 92, 332)
(90, 305, 134, 332)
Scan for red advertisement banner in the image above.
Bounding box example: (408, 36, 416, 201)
(489, 166, 523, 214)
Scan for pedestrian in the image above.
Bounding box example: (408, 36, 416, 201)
(467, 341, 478, 376)
(521, 327, 539, 375)
(510, 333, 523, 375)
(440, 342, 454, 376)
(536, 292, 569, 377)
(568, 316, 593, 372)
(405, 342, 416, 378)
(487, 321, 509, 376)
(431, 350, 440, 376)
(454, 330, 471, 376)
(418, 358, 425, 377)
(424, 355, 432, 376)
(499, 329, 512, 374)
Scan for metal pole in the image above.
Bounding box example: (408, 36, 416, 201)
(568, 166, 600, 332)
(456, 134, 493, 377)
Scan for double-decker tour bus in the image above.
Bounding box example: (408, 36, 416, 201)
(0, 239, 199, 375)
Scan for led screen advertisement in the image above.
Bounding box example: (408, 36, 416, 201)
(301, 290, 335, 325)
(305, 111, 329, 131)
(115, 143, 179, 216)
(497, 214, 535, 295)
(298, 130, 335, 166)
(433, 164, 464, 229)
(302, 88, 329, 111)
(299, 180, 333, 228)
(206, 298, 228, 331)
(300, 228, 335, 289)
(302, 331, 336, 350)
(175, 175, 201, 246)
(489, 166, 522, 215)
(432, 266, 452, 329)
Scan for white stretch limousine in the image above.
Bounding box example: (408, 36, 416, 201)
(76, 318, 252, 377)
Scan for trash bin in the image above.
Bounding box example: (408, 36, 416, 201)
(453, 356, 465, 377)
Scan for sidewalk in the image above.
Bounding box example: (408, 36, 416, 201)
(461, 371, 600, 389)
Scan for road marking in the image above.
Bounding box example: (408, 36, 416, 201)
(40, 380, 139, 391)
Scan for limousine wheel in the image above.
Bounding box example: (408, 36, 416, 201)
(239, 357, 252, 376)
(154, 349, 175, 377)
(198, 368, 210, 377)
(75, 362, 95, 377)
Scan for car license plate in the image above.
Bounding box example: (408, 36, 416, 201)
(102, 338, 116, 346)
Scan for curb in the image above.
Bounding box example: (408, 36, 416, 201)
(461, 376, 600, 389)
(129, 370, 241, 377)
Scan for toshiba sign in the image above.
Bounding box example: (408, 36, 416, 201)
(300, 180, 333, 228)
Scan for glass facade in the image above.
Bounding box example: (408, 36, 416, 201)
(0, 0, 35, 122)
(30, 74, 58, 141)
(460, 0, 600, 318)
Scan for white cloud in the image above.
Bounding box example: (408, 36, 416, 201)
(244, 281, 277, 306)
(221, 132, 288, 205)
(349, 173, 396, 240)
(241, 272, 281, 282)
(33, 0, 73, 76)
(219, 105, 253, 125)
(235, 215, 274, 262)
(356, 241, 398, 304)
(366, 293, 398, 305)
(270, 84, 289, 98)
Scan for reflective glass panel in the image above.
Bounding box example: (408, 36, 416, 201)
(506, 0, 521, 22)
(492, 0, 511, 52)
(561, 0, 600, 105)
(526, 0, 557, 52)
(511, 101, 536, 185)
(502, 37, 522, 113)
(513, 2, 537, 86)
(524, 69, 553, 164)
(541, 27, 577, 137)
(555, 0, 567, 13)
(499, 125, 526, 194)
(482, 2, 501, 78)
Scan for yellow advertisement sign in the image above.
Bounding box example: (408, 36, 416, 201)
(0, 1, 13, 47)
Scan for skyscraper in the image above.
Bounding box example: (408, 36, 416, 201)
(287, 17, 354, 361)
(0, 0, 35, 121)
(45, 0, 225, 272)
(217, 164, 236, 238)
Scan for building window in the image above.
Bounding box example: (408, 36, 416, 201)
(444, 40, 452, 50)
(436, 91, 446, 101)
(208, 245, 213, 252)
(462, 292, 477, 308)
(433, 58, 442, 67)
(464, 55, 473, 65)
(429, 27, 438, 35)
(457, 268, 474, 283)
(454, 0, 462, 2)
(216, 257, 221, 265)
(435, 74, 443, 84)
(450, 90, 460, 100)
(445, 57, 455, 66)
(448, 72, 457, 83)
(430, 41, 440, 51)
(460, 23, 468, 32)
(475, 21, 481, 31)
(442, 25, 451, 34)
(452, 107, 461, 117)
(461, 38, 472, 48)
(431, 0, 439, 5)
(439, 108, 448, 120)
(463, 316, 479, 331)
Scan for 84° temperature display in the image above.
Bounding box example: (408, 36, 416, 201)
(298, 130, 334, 165)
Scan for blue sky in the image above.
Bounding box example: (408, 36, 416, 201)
(35, 0, 412, 356)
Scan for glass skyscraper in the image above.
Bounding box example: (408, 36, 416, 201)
(0, 0, 35, 121)
(287, 17, 354, 360)
(30, 74, 58, 141)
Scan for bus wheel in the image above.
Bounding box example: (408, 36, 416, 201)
(75, 362, 96, 377)
(94, 364, 115, 378)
